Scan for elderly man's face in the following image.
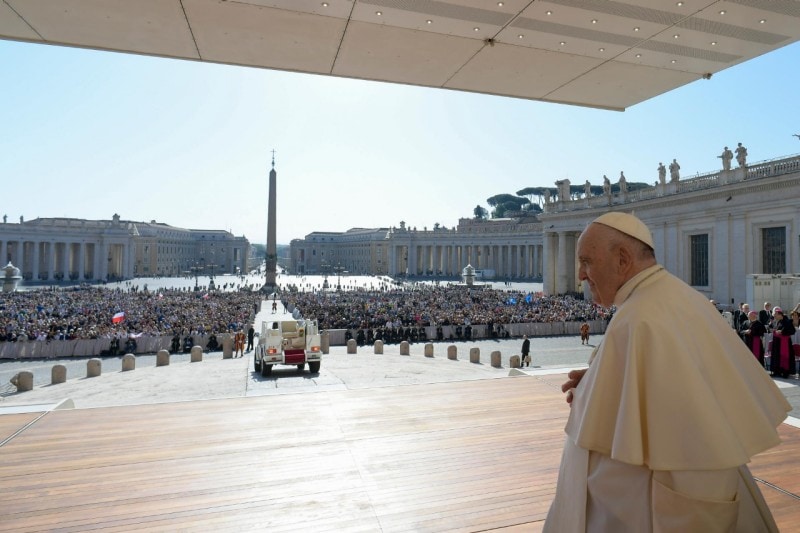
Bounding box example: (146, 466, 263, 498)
(577, 224, 625, 308)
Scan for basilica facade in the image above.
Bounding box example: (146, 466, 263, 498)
(290, 151, 800, 307)
(0, 214, 250, 282)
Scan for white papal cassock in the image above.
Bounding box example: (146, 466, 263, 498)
(544, 265, 791, 532)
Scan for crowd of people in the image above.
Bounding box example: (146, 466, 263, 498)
(283, 286, 608, 331)
(0, 284, 609, 345)
(0, 286, 261, 343)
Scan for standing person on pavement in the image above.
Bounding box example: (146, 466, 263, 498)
(234, 330, 245, 358)
(246, 325, 255, 352)
(579, 321, 590, 345)
(521, 335, 531, 367)
(545, 212, 790, 532)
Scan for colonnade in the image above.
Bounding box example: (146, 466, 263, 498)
(0, 239, 128, 281)
(542, 230, 581, 296)
(388, 243, 543, 279)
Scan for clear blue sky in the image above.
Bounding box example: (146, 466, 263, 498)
(2, 39, 799, 245)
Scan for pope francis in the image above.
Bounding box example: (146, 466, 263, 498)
(544, 212, 791, 532)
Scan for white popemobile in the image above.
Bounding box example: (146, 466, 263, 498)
(253, 304, 322, 376)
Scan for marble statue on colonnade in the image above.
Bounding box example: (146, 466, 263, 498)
(584, 180, 592, 198)
(618, 172, 627, 193)
(669, 159, 681, 182)
(658, 162, 666, 185)
(602, 175, 611, 196)
(736, 143, 748, 167)
(555, 179, 571, 201)
(719, 146, 733, 171)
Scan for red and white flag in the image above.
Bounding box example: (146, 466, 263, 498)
(112, 312, 126, 324)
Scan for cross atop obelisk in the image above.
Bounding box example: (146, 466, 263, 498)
(261, 150, 278, 293)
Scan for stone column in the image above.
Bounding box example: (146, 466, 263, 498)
(14, 241, 23, 272)
(32, 241, 40, 281)
(388, 245, 397, 276)
(78, 242, 86, 280)
(543, 232, 557, 295)
(408, 244, 417, 276)
(47, 242, 55, 280)
(556, 232, 569, 294)
(62, 242, 70, 279)
(0, 240, 6, 264)
(520, 245, 528, 278)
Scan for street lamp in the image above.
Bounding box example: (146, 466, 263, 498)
(207, 263, 217, 291)
(333, 262, 344, 291)
(190, 258, 204, 291)
(320, 260, 331, 290)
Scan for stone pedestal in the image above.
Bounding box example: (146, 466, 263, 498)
(87, 358, 102, 377)
(510, 355, 521, 368)
(400, 341, 410, 355)
(51, 364, 67, 384)
(424, 343, 434, 357)
(191, 345, 203, 362)
(222, 334, 233, 359)
(321, 330, 330, 354)
(447, 345, 457, 360)
(374, 340, 384, 354)
(490, 351, 502, 368)
(11, 371, 33, 391)
(469, 347, 480, 364)
(347, 339, 357, 354)
(122, 353, 136, 371)
(156, 349, 170, 367)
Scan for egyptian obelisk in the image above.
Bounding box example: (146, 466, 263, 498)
(262, 151, 277, 292)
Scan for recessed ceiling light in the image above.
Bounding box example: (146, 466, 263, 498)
(676, 1, 683, 6)
(497, 1, 504, 6)
(426, 19, 432, 24)
(321, 2, 328, 6)
(473, 27, 480, 32)
(719, 10, 726, 15)
(634, 27, 640, 32)
(546, 10, 552, 15)
(599, 47, 605, 52)
(591, 19, 598, 24)
(711, 41, 717, 45)
(635, 53, 642, 58)
(671, 59, 677, 63)
(559, 41, 566, 46)
(518, 34, 524, 39)
(673, 34, 680, 39)
(759, 19, 766, 23)
(376, 11, 382, 16)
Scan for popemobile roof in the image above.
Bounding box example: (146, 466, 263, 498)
(1, 0, 799, 110)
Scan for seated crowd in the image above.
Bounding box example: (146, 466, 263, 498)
(0, 285, 608, 345)
(0, 287, 261, 343)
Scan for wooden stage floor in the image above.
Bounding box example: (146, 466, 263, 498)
(1, 375, 798, 532)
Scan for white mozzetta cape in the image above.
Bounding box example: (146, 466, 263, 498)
(545, 265, 790, 532)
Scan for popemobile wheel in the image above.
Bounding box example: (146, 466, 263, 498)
(296, 363, 305, 372)
(261, 363, 272, 377)
(308, 361, 321, 373)
(254, 358, 261, 372)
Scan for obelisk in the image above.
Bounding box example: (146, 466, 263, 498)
(262, 151, 277, 292)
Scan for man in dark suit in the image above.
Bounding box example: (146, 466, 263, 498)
(521, 335, 531, 367)
(246, 325, 255, 352)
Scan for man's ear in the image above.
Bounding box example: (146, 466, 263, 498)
(616, 244, 634, 273)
